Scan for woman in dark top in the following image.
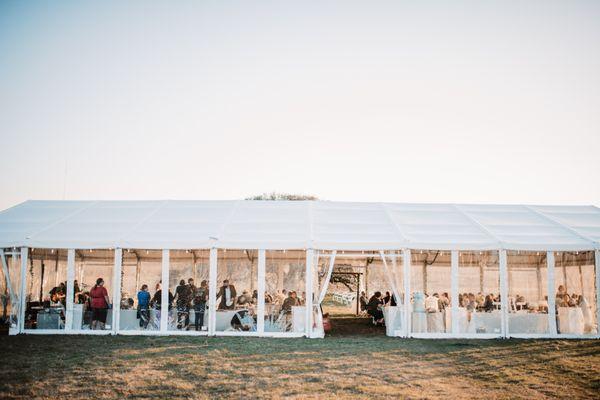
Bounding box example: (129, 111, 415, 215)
(483, 294, 495, 312)
(367, 291, 385, 325)
(383, 291, 391, 305)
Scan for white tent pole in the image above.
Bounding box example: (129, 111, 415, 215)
(257, 249, 266, 335)
(499, 250, 508, 338)
(65, 249, 75, 331)
(112, 249, 122, 333)
(403, 249, 411, 337)
(18, 247, 28, 333)
(304, 249, 314, 338)
(160, 249, 169, 333)
(379, 251, 400, 305)
(547, 251, 557, 335)
(451, 251, 459, 334)
(208, 248, 217, 335)
(595, 250, 600, 338)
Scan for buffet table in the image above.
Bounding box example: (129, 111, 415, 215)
(508, 312, 548, 334)
(382, 306, 405, 336)
(557, 307, 584, 334)
(468, 311, 501, 334)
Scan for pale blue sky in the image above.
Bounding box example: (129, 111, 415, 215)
(1, 1, 599, 210)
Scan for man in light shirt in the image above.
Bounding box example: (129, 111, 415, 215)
(218, 279, 237, 310)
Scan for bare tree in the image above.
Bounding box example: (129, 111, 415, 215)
(245, 192, 318, 201)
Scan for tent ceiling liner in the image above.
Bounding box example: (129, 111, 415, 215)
(0, 200, 598, 251)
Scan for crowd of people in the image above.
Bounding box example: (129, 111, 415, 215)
(119, 278, 306, 331)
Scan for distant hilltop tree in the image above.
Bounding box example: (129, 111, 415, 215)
(245, 192, 319, 201)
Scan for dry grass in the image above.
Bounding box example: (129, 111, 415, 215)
(0, 319, 599, 399)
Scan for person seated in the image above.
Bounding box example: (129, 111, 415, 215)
(230, 309, 254, 331)
(562, 294, 572, 307)
(367, 291, 384, 325)
(567, 294, 577, 307)
(466, 293, 476, 312)
(264, 292, 273, 304)
(475, 292, 485, 309)
(383, 291, 391, 305)
(425, 293, 439, 313)
(438, 293, 450, 310)
(482, 294, 495, 312)
(236, 290, 252, 306)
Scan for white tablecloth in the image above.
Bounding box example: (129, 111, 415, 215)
(508, 313, 548, 334)
(427, 312, 446, 333)
(468, 312, 501, 334)
(412, 312, 428, 333)
(383, 306, 404, 336)
(557, 307, 584, 335)
(291, 306, 305, 333)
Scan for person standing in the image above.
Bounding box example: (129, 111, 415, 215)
(193, 280, 208, 331)
(359, 291, 368, 312)
(89, 278, 111, 330)
(175, 279, 193, 329)
(218, 280, 236, 310)
(137, 284, 151, 329)
(187, 278, 197, 296)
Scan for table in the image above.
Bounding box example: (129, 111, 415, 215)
(508, 312, 548, 334)
(382, 306, 404, 336)
(557, 307, 584, 335)
(427, 312, 446, 333)
(37, 312, 62, 329)
(292, 306, 305, 333)
(412, 312, 428, 333)
(468, 312, 501, 334)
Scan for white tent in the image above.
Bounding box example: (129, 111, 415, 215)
(0, 200, 598, 339)
(1, 200, 599, 250)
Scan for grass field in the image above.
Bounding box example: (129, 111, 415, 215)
(1, 317, 599, 399)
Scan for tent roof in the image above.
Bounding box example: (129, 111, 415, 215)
(0, 200, 598, 251)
